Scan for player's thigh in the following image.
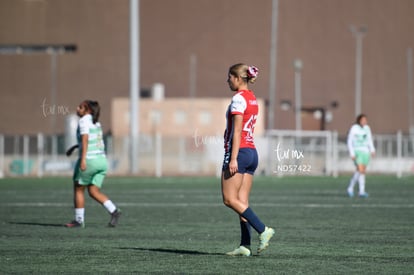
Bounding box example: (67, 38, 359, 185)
(238, 174, 253, 204)
(355, 151, 370, 172)
(221, 172, 243, 200)
(79, 158, 107, 187)
(357, 164, 366, 173)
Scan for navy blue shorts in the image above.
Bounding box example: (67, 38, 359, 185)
(222, 148, 258, 175)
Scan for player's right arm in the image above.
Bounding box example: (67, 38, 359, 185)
(366, 125, 376, 155)
(229, 114, 243, 175)
(78, 115, 90, 171)
(347, 125, 356, 159)
(228, 93, 246, 175)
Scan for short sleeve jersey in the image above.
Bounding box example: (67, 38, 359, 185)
(347, 124, 375, 157)
(224, 90, 259, 153)
(77, 114, 106, 159)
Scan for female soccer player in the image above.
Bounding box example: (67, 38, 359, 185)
(65, 100, 121, 228)
(222, 63, 274, 256)
(347, 114, 375, 198)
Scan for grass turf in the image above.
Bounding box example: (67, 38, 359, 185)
(0, 175, 413, 274)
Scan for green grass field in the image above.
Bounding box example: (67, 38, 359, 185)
(0, 175, 413, 274)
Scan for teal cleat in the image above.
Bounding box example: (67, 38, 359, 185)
(257, 227, 275, 253)
(226, 246, 252, 256)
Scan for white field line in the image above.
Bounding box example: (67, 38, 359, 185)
(2, 202, 414, 208)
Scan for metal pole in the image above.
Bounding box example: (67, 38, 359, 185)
(155, 131, 162, 178)
(189, 54, 197, 138)
(407, 48, 413, 135)
(129, 0, 140, 174)
(189, 54, 197, 98)
(325, 131, 332, 176)
(355, 34, 363, 116)
(268, 0, 279, 130)
(0, 135, 4, 178)
(50, 50, 57, 135)
(266, 0, 279, 175)
(294, 70, 302, 131)
(397, 130, 402, 178)
(23, 135, 29, 175)
(332, 131, 339, 178)
(320, 108, 326, 130)
(350, 25, 367, 117)
(294, 59, 303, 131)
(37, 133, 44, 178)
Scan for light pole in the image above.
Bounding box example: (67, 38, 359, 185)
(349, 25, 367, 117)
(293, 58, 303, 131)
(407, 48, 413, 135)
(268, 0, 279, 130)
(129, 0, 140, 174)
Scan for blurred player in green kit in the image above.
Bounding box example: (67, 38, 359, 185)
(65, 100, 121, 228)
(347, 114, 376, 198)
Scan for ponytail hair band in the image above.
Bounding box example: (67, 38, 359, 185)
(247, 66, 259, 78)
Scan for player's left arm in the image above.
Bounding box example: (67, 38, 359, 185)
(367, 126, 376, 156)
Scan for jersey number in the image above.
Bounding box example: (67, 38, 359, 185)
(243, 114, 257, 139)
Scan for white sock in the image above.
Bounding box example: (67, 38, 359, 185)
(348, 171, 360, 191)
(358, 174, 366, 194)
(103, 200, 116, 214)
(75, 208, 85, 223)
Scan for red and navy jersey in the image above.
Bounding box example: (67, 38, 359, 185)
(224, 90, 258, 154)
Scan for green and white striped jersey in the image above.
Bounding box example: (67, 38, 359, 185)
(77, 114, 106, 159)
(347, 124, 375, 157)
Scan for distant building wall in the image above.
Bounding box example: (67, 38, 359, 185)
(1, 0, 414, 136)
(111, 97, 266, 137)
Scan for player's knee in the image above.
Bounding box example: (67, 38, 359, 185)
(87, 187, 98, 198)
(222, 196, 236, 208)
(358, 167, 366, 173)
(239, 199, 248, 205)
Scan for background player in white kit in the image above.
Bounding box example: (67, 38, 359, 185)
(347, 114, 375, 198)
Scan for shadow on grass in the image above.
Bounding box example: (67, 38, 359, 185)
(119, 247, 224, 256)
(9, 221, 64, 227)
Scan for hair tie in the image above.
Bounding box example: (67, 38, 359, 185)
(247, 66, 259, 78)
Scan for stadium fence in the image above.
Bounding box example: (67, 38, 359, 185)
(0, 130, 412, 178)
